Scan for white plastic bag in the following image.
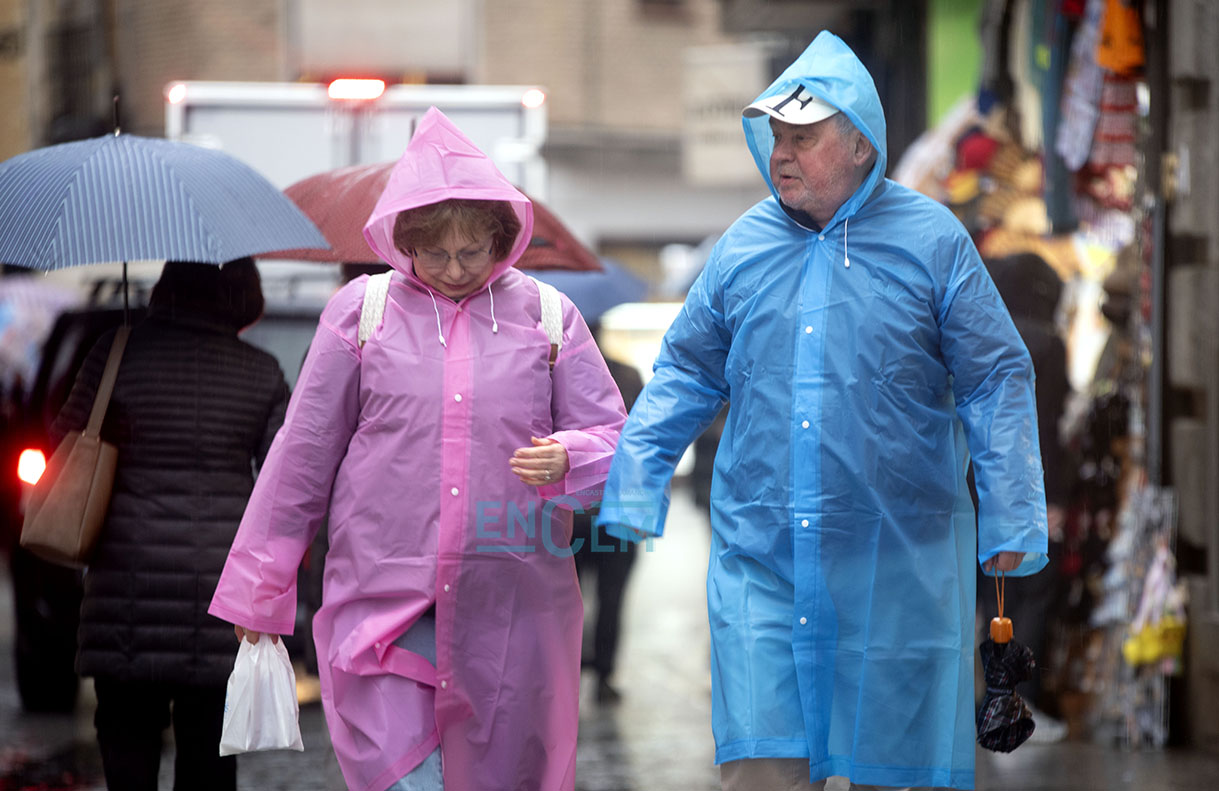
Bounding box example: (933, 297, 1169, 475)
(218, 636, 305, 756)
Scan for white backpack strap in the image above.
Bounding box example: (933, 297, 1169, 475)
(531, 276, 563, 371)
(358, 271, 393, 349)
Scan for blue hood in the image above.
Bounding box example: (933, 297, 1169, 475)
(743, 31, 888, 230)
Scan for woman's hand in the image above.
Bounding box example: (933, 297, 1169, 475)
(510, 436, 570, 487)
(234, 624, 279, 645)
(982, 551, 1025, 573)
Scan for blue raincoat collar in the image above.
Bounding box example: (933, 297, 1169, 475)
(742, 31, 888, 232)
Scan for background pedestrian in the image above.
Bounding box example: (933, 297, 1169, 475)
(51, 258, 288, 791)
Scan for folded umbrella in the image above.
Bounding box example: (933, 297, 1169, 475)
(976, 573, 1037, 752)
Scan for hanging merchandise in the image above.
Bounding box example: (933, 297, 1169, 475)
(1120, 543, 1187, 671)
(1088, 484, 1180, 748)
(1087, 77, 1138, 173)
(1096, 0, 1146, 76)
(1056, 0, 1108, 171)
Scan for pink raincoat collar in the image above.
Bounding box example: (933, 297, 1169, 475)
(362, 106, 534, 298)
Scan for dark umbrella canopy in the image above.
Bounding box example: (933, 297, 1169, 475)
(269, 160, 600, 271)
(0, 134, 328, 269)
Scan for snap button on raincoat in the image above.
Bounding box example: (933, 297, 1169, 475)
(210, 108, 626, 791)
(597, 32, 1048, 790)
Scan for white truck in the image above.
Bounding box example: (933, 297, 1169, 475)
(164, 79, 548, 197)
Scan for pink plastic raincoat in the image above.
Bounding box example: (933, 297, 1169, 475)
(209, 108, 626, 791)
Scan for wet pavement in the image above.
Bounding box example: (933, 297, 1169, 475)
(3, 483, 1219, 789)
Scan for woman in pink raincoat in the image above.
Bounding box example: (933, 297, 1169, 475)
(208, 107, 627, 791)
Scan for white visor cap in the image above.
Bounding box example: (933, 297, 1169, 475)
(743, 85, 838, 125)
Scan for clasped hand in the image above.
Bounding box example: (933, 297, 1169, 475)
(509, 436, 570, 487)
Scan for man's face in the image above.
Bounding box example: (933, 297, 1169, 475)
(768, 116, 870, 228)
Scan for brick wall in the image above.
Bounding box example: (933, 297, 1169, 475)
(113, 0, 285, 136)
(479, 0, 734, 133)
(0, 0, 30, 159)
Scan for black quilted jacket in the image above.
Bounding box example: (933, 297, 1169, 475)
(51, 308, 288, 686)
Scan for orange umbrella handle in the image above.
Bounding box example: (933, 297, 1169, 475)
(991, 571, 1013, 643)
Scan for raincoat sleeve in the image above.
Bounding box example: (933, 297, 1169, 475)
(538, 297, 628, 509)
(596, 256, 731, 540)
(938, 236, 1049, 577)
(209, 282, 364, 635)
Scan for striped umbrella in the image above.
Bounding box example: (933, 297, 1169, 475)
(0, 134, 328, 270)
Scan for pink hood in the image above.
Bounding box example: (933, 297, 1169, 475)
(363, 106, 533, 291)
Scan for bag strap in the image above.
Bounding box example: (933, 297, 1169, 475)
(84, 325, 131, 439)
(358, 271, 393, 349)
(530, 276, 563, 370)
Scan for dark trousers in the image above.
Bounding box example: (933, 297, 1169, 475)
(93, 676, 236, 791)
(572, 513, 638, 679)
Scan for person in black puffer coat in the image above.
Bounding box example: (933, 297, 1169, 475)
(51, 259, 288, 791)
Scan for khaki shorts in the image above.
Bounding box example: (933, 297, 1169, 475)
(720, 759, 934, 791)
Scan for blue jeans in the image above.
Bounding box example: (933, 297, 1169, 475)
(385, 610, 442, 790)
(385, 747, 442, 791)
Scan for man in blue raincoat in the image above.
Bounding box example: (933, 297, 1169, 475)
(597, 31, 1048, 791)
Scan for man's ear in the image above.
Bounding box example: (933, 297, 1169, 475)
(853, 132, 874, 167)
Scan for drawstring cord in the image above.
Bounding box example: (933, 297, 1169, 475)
(426, 288, 447, 348)
(487, 281, 499, 333)
(843, 217, 851, 269)
(424, 280, 501, 347)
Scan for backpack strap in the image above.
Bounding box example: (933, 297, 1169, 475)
(358, 271, 393, 349)
(530, 276, 563, 370)
(360, 272, 562, 366)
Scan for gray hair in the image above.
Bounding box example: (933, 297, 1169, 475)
(830, 112, 857, 137)
(831, 112, 877, 170)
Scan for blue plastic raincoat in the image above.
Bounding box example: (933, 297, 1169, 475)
(597, 31, 1048, 790)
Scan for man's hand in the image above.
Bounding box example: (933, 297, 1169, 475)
(234, 624, 279, 645)
(982, 551, 1025, 573)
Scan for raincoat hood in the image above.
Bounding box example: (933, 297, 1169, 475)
(743, 31, 888, 230)
(363, 106, 534, 292)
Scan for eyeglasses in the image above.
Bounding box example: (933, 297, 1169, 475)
(412, 245, 493, 270)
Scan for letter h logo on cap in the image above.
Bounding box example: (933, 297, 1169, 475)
(744, 86, 838, 125)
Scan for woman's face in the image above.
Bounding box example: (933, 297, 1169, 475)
(410, 227, 498, 301)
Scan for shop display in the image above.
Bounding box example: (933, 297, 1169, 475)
(895, 0, 1172, 748)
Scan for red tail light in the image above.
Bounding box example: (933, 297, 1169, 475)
(17, 449, 46, 486)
